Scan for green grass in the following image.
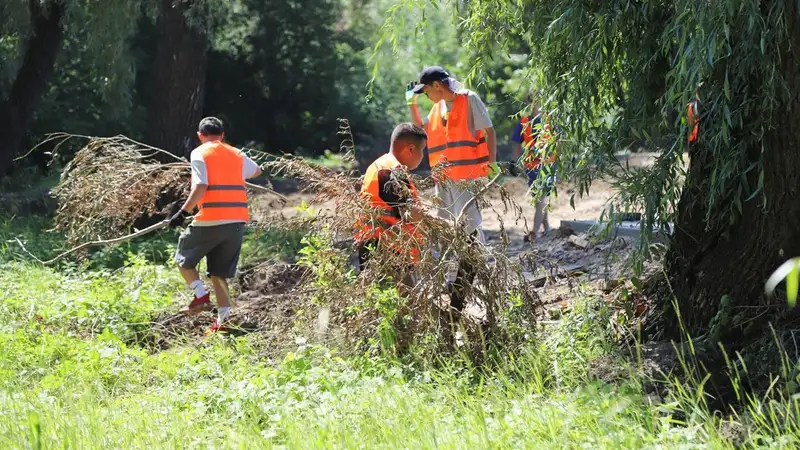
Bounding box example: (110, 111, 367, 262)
(2, 218, 800, 448)
(301, 149, 356, 171)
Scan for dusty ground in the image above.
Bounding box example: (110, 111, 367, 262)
(254, 152, 658, 277)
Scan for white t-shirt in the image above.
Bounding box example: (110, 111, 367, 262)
(423, 89, 493, 136)
(189, 143, 260, 227)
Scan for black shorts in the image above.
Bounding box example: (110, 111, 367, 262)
(174, 222, 245, 278)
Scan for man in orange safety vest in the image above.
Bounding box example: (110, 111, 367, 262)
(169, 117, 262, 333)
(407, 66, 499, 311)
(511, 95, 558, 244)
(355, 123, 428, 289)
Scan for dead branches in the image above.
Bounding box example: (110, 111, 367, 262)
(47, 133, 284, 245)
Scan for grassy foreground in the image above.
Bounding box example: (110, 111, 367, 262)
(1, 220, 799, 448)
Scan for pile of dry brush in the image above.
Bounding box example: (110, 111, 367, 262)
(259, 121, 543, 357)
(49, 134, 192, 244)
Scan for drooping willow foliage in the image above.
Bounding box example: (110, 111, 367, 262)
(386, 0, 796, 271)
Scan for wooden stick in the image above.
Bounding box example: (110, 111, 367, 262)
(246, 181, 289, 202)
(15, 220, 170, 265)
(455, 173, 502, 224)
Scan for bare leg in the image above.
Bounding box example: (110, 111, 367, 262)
(210, 276, 230, 308)
(533, 196, 549, 235)
(542, 196, 551, 233)
(177, 265, 213, 315)
(179, 266, 201, 285)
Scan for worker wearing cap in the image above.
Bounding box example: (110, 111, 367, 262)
(407, 66, 499, 311)
(168, 117, 262, 334)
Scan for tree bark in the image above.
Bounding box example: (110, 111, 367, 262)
(145, 0, 208, 161)
(0, 0, 66, 177)
(659, 17, 800, 346)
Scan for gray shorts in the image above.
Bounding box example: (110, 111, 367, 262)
(435, 181, 486, 243)
(174, 222, 245, 278)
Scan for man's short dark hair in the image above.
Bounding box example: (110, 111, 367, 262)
(198, 117, 224, 136)
(391, 122, 427, 148)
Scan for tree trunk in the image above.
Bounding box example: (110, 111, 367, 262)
(0, 0, 65, 177)
(145, 0, 208, 161)
(659, 22, 800, 347)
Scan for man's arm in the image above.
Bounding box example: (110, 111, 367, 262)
(409, 102, 424, 127)
(467, 92, 496, 163)
(402, 201, 426, 224)
(182, 152, 209, 213)
(379, 169, 425, 223)
(181, 184, 208, 213)
(512, 142, 523, 162)
(242, 153, 262, 179)
(484, 127, 497, 164)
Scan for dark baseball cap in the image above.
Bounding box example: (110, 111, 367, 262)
(411, 66, 451, 94)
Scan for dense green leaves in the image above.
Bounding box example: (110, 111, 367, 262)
(384, 0, 797, 269)
(0, 0, 480, 175)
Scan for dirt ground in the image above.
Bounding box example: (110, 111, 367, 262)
(254, 152, 658, 277)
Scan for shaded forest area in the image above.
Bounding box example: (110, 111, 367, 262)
(0, 0, 529, 183)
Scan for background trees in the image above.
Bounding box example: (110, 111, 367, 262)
(442, 0, 800, 347)
(0, 0, 490, 180)
(0, 0, 139, 175)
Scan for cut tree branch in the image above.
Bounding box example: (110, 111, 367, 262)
(15, 219, 170, 265)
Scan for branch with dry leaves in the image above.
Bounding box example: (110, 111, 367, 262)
(14, 133, 287, 262)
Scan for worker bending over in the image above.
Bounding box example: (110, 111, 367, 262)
(169, 117, 261, 333)
(355, 123, 428, 289)
(407, 66, 499, 311)
(511, 95, 558, 244)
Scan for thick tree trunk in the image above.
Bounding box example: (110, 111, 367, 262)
(0, 0, 65, 177)
(660, 21, 800, 346)
(145, 0, 208, 161)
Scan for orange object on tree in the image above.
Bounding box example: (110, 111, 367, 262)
(687, 100, 699, 144)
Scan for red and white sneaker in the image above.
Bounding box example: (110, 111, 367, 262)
(206, 319, 230, 335)
(179, 293, 213, 315)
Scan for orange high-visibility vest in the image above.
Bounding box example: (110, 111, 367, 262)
(426, 94, 489, 181)
(687, 101, 699, 144)
(520, 116, 557, 170)
(194, 141, 249, 222)
(354, 153, 421, 260)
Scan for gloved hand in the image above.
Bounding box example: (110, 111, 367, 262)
(487, 162, 503, 182)
(405, 81, 419, 105)
(169, 209, 189, 229)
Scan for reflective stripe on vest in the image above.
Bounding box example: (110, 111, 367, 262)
(520, 116, 557, 170)
(687, 101, 699, 144)
(425, 94, 490, 181)
(354, 153, 421, 261)
(194, 141, 250, 222)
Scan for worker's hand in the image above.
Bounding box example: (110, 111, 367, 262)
(169, 209, 189, 229)
(405, 82, 419, 105)
(487, 162, 503, 182)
